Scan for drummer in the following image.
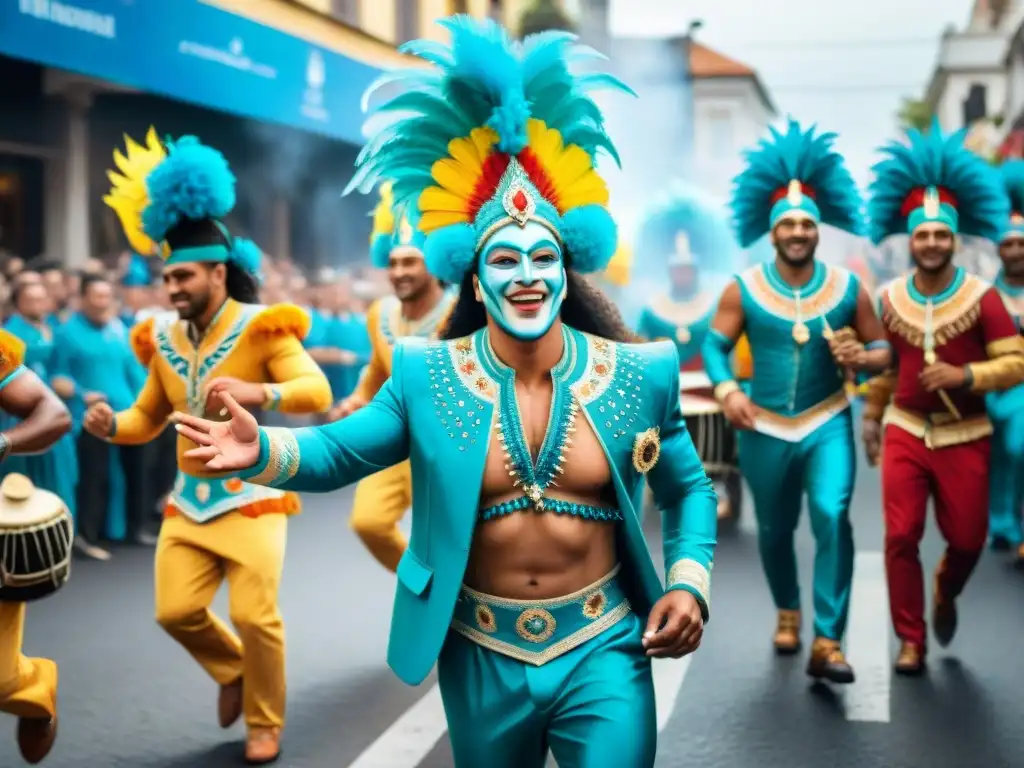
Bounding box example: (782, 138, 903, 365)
(634, 183, 745, 521)
(0, 327, 73, 763)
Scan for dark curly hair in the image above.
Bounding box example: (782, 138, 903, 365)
(166, 218, 259, 304)
(440, 268, 639, 342)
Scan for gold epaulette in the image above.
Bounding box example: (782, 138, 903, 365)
(245, 304, 312, 342)
(129, 316, 157, 367)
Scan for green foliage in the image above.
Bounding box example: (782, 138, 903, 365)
(518, 0, 575, 39)
(896, 97, 933, 132)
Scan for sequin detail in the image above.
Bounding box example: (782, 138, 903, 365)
(478, 495, 623, 522)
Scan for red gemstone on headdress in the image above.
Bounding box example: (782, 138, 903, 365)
(512, 190, 528, 212)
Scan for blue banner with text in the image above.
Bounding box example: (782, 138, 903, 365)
(0, 0, 387, 145)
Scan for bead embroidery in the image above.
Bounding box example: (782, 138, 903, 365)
(883, 271, 988, 347)
(739, 263, 850, 324)
(516, 608, 557, 643)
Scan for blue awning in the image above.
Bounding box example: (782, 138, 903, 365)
(2, 0, 389, 145)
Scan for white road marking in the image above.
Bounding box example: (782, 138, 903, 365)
(842, 551, 892, 723)
(346, 652, 695, 767)
(346, 683, 447, 768)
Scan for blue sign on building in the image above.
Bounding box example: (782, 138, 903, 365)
(0, 0, 392, 145)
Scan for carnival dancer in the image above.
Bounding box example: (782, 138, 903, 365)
(0, 329, 73, 763)
(703, 119, 890, 683)
(986, 159, 1024, 561)
(326, 184, 455, 572)
(83, 127, 332, 763)
(172, 17, 717, 767)
(862, 123, 1024, 674)
(635, 183, 745, 523)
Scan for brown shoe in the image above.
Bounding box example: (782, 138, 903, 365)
(245, 727, 281, 765)
(1014, 543, 1024, 568)
(17, 715, 57, 764)
(773, 609, 802, 654)
(894, 642, 926, 676)
(806, 637, 855, 684)
(218, 678, 243, 729)
(931, 577, 958, 648)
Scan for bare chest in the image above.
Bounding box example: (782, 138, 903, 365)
(479, 381, 611, 504)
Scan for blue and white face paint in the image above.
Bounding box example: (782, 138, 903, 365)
(477, 221, 567, 341)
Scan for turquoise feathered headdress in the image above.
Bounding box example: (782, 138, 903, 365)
(121, 252, 151, 287)
(345, 15, 635, 285)
(368, 183, 429, 269)
(634, 181, 736, 272)
(867, 119, 1008, 244)
(999, 159, 1024, 241)
(104, 129, 261, 280)
(729, 118, 863, 248)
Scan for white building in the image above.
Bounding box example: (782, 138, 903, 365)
(690, 41, 777, 202)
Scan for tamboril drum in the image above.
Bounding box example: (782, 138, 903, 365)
(0, 473, 73, 602)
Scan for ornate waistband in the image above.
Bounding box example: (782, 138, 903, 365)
(883, 405, 992, 450)
(753, 390, 850, 443)
(451, 565, 631, 666)
(166, 472, 299, 523)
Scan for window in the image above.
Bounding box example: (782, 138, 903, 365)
(395, 0, 420, 43)
(963, 83, 988, 126)
(705, 109, 734, 159)
(331, 0, 358, 24)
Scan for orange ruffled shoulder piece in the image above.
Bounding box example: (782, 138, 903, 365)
(0, 328, 26, 381)
(246, 304, 312, 343)
(129, 317, 157, 367)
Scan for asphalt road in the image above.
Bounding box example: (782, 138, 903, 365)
(3, 450, 1023, 768)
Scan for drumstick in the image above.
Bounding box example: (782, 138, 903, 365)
(923, 299, 961, 420)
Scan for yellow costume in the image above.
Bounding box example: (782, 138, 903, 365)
(112, 299, 331, 730)
(348, 291, 455, 571)
(735, 333, 753, 380)
(0, 332, 58, 726)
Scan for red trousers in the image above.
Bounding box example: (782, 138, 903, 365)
(881, 426, 990, 648)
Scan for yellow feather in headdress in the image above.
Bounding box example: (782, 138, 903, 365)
(370, 182, 397, 242)
(603, 242, 632, 287)
(102, 126, 168, 257)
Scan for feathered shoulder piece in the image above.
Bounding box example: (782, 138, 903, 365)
(999, 159, 1024, 240)
(369, 182, 428, 269)
(129, 316, 157, 367)
(245, 304, 312, 342)
(347, 15, 635, 284)
(0, 328, 26, 380)
(867, 119, 1007, 244)
(636, 181, 736, 273)
(730, 118, 863, 247)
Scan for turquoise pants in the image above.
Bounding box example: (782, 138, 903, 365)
(438, 611, 656, 767)
(989, 418, 1024, 546)
(739, 409, 856, 640)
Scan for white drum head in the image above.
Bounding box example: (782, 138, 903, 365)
(0, 474, 69, 529)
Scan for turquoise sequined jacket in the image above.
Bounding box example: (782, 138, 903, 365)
(239, 325, 718, 686)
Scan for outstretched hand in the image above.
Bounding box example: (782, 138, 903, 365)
(172, 392, 262, 472)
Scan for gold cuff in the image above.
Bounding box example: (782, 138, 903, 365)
(985, 335, 1024, 358)
(248, 427, 300, 487)
(714, 380, 740, 404)
(967, 353, 1024, 393)
(667, 558, 712, 613)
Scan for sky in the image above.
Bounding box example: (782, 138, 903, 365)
(606, 0, 977, 189)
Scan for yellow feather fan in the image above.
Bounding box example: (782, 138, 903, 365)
(102, 126, 168, 257)
(602, 242, 632, 287)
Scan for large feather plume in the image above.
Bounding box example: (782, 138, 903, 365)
(867, 119, 1007, 244)
(1000, 159, 1024, 215)
(730, 118, 863, 247)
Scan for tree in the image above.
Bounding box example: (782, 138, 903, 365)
(518, 0, 575, 39)
(896, 97, 934, 132)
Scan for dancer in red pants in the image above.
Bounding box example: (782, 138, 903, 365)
(863, 121, 1024, 675)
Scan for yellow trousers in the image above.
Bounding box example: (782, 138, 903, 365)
(154, 511, 288, 729)
(350, 461, 410, 572)
(0, 602, 57, 720)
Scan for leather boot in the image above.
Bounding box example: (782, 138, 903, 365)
(806, 637, 855, 684)
(17, 716, 57, 764)
(245, 727, 281, 765)
(894, 642, 925, 675)
(218, 678, 243, 729)
(931, 576, 958, 648)
(773, 609, 801, 654)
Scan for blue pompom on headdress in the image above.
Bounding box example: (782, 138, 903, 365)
(121, 252, 152, 287)
(345, 15, 635, 285)
(104, 129, 259, 280)
(867, 119, 1008, 244)
(368, 183, 429, 269)
(729, 117, 863, 248)
(634, 181, 737, 274)
(999, 159, 1024, 241)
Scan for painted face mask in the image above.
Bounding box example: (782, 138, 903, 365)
(477, 221, 567, 341)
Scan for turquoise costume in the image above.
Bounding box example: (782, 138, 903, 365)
(239, 17, 718, 766)
(0, 315, 78, 515)
(702, 120, 865, 643)
(634, 182, 737, 364)
(988, 160, 1024, 548)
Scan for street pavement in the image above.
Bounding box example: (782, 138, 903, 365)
(3, 449, 1023, 768)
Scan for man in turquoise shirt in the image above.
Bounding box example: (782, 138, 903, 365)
(173, 16, 717, 768)
(54, 274, 151, 554)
